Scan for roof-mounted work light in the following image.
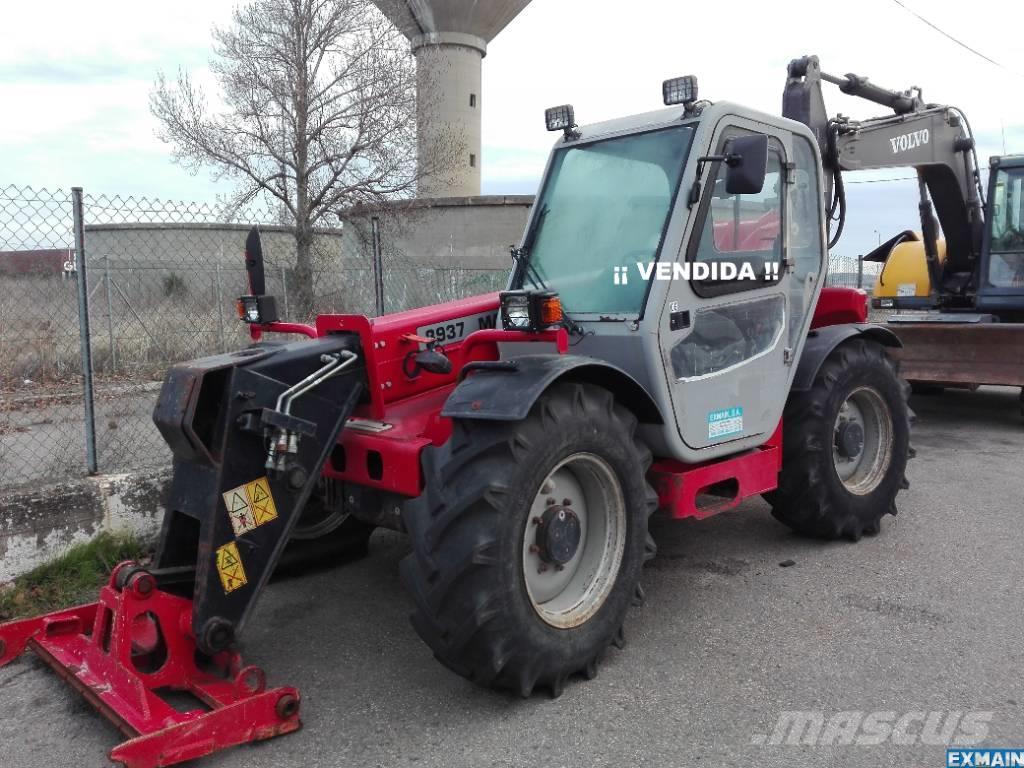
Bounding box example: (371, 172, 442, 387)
(663, 75, 698, 106)
(545, 104, 580, 140)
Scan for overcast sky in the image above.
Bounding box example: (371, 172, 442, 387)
(1, 0, 1021, 257)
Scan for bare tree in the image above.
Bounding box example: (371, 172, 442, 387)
(151, 0, 459, 318)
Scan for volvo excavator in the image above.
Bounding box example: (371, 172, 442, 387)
(783, 56, 1024, 413)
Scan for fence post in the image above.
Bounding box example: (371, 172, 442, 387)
(371, 216, 384, 317)
(857, 256, 864, 289)
(72, 187, 98, 475)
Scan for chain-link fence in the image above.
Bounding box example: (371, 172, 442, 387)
(0, 184, 506, 492)
(2, 184, 893, 493)
(0, 186, 85, 488)
(825, 253, 880, 290)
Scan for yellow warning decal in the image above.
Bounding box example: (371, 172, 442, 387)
(216, 541, 248, 594)
(247, 477, 278, 527)
(222, 476, 279, 537)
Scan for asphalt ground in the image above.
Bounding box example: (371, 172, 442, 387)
(2, 385, 1023, 767)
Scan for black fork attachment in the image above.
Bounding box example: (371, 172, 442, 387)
(153, 333, 365, 654)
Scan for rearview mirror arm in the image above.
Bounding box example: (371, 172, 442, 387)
(687, 153, 740, 208)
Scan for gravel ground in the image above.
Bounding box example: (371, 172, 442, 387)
(1, 385, 1022, 767)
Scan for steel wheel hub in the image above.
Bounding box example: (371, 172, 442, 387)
(836, 419, 865, 459)
(522, 453, 627, 629)
(536, 506, 582, 565)
(832, 386, 894, 495)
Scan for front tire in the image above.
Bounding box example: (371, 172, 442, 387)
(400, 383, 657, 697)
(770, 339, 911, 541)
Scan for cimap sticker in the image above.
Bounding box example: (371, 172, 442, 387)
(222, 477, 279, 537)
(215, 541, 248, 594)
(708, 407, 744, 439)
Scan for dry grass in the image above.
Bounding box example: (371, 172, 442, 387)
(0, 532, 149, 620)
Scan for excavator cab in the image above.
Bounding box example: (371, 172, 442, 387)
(980, 157, 1024, 316)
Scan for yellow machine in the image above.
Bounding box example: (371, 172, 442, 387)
(872, 232, 946, 300)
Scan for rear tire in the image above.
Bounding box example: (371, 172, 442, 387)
(400, 383, 657, 697)
(770, 339, 911, 541)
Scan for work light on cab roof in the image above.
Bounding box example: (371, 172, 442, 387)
(663, 75, 698, 106)
(545, 104, 580, 140)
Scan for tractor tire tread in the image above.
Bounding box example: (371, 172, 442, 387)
(399, 382, 656, 697)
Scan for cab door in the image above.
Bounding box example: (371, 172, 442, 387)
(659, 120, 824, 452)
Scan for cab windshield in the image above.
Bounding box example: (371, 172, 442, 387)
(989, 167, 1024, 288)
(519, 125, 695, 314)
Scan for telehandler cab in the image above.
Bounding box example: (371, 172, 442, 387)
(0, 73, 912, 767)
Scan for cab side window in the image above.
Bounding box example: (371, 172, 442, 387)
(689, 134, 784, 297)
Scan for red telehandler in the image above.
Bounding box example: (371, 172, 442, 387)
(0, 69, 912, 767)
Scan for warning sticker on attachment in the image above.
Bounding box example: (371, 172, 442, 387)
(223, 477, 279, 537)
(708, 407, 744, 439)
(216, 541, 248, 594)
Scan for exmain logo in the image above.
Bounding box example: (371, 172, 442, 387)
(948, 750, 1024, 766)
(890, 128, 930, 153)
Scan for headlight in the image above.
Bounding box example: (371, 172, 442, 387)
(235, 294, 279, 324)
(500, 291, 532, 330)
(500, 290, 564, 332)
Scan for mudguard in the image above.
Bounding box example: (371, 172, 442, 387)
(791, 323, 902, 392)
(442, 353, 662, 423)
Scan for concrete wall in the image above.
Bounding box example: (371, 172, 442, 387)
(84, 197, 533, 274)
(83, 223, 347, 271)
(347, 194, 533, 270)
(0, 470, 168, 582)
(79, 198, 533, 317)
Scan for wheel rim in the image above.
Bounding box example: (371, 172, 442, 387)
(832, 385, 894, 495)
(522, 453, 627, 629)
(290, 506, 349, 541)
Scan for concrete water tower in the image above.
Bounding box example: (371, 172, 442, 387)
(373, 0, 533, 198)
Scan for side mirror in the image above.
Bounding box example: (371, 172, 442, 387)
(244, 227, 267, 295)
(724, 135, 769, 195)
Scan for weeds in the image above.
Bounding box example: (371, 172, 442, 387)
(0, 532, 150, 621)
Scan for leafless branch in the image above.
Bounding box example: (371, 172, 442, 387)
(150, 0, 463, 317)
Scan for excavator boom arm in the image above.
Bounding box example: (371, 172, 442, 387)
(783, 55, 984, 282)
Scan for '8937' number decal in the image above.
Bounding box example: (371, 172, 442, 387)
(423, 321, 464, 342)
(415, 310, 498, 346)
